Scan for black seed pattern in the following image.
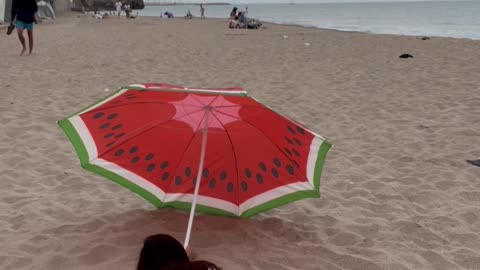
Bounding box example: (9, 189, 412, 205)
(202, 168, 209, 178)
(209, 178, 216, 188)
(162, 172, 170, 181)
(258, 162, 266, 172)
(271, 168, 279, 178)
(292, 149, 300, 157)
(131, 157, 140, 163)
(104, 133, 114, 139)
(256, 173, 263, 184)
(285, 137, 293, 145)
(227, 182, 234, 192)
(273, 158, 281, 167)
(286, 125, 295, 134)
(107, 113, 118, 120)
(175, 176, 182, 185)
(106, 141, 115, 147)
(129, 146, 138, 154)
(115, 133, 125, 139)
(185, 167, 191, 177)
(286, 165, 294, 175)
(114, 149, 124, 156)
(93, 112, 105, 119)
(244, 168, 252, 178)
(192, 177, 197, 186)
(100, 123, 110, 129)
(146, 164, 155, 172)
(241, 181, 248, 191)
(160, 161, 168, 169)
(296, 126, 305, 134)
(293, 138, 301, 146)
(220, 171, 227, 181)
(284, 148, 292, 156)
(112, 124, 123, 130)
(145, 153, 154, 161)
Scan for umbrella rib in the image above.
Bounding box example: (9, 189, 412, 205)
(243, 108, 312, 174)
(210, 110, 242, 121)
(95, 118, 173, 161)
(190, 94, 220, 106)
(209, 111, 241, 211)
(215, 107, 299, 168)
(172, 108, 205, 125)
(163, 113, 207, 202)
(95, 108, 204, 163)
(215, 109, 309, 182)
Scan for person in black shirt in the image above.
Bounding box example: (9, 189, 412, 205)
(10, 0, 38, 55)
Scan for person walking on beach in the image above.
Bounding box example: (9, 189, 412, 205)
(124, 2, 131, 18)
(9, 0, 38, 56)
(115, 0, 123, 17)
(200, 4, 205, 19)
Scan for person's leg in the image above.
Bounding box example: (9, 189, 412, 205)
(27, 29, 34, 55)
(16, 27, 27, 56)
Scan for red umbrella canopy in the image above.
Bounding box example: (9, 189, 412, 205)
(58, 83, 331, 218)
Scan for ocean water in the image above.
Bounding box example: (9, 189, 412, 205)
(138, 1, 480, 40)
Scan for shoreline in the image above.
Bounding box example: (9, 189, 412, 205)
(133, 12, 480, 41)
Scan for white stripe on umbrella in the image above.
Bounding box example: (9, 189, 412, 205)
(92, 158, 167, 200)
(307, 137, 325, 186)
(71, 116, 98, 161)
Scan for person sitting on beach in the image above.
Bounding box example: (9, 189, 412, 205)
(137, 234, 222, 270)
(232, 11, 261, 30)
(229, 17, 239, 29)
(9, 0, 38, 56)
(93, 12, 109, 19)
(164, 12, 174, 19)
(229, 7, 238, 19)
(238, 12, 247, 25)
(228, 7, 239, 28)
(185, 10, 193, 19)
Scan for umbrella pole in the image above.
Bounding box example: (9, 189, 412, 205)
(184, 110, 209, 249)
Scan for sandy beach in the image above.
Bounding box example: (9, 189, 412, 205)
(1, 12, 480, 270)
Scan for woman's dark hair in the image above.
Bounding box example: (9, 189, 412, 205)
(137, 234, 221, 270)
(162, 260, 222, 270)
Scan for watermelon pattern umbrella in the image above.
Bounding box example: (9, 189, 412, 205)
(58, 83, 332, 248)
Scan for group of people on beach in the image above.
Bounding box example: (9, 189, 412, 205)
(184, 4, 206, 19)
(229, 6, 262, 29)
(114, 0, 134, 18)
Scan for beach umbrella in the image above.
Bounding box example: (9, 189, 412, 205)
(58, 83, 332, 248)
